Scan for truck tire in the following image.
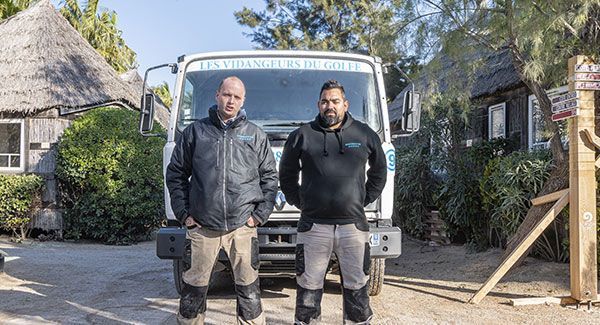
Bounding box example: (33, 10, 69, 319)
(368, 258, 385, 296)
(173, 258, 187, 295)
(173, 238, 192, 295)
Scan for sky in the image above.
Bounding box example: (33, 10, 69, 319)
(52, 0, 266, 87)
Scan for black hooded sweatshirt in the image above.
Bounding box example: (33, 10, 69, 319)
(279, 113, 387, 228)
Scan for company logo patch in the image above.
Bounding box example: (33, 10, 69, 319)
(344, 142, 362, 148)
(237, 135, 254, 141)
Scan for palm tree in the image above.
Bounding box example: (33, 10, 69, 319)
(151, 82, 173, 109)
(0, 0, 34, 20)
(60, 0, 137, 73)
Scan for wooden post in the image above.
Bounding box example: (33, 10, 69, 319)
(567, 55, 598, 302)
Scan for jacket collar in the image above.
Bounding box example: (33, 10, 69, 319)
(208, 105, 247, 130)
(313, 112, 353, 132)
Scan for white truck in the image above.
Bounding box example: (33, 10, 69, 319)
(139, 50, 420, 296)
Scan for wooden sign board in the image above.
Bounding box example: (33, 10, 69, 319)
(575, 64, 600, 73)
(575, 81, 600, 90)
(551, 91, 578, 104)
(552, 99, 579, 113)
(573, 73, 600, 81)
(551, 108, 578, 121)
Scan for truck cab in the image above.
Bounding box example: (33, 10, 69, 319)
(140, 50, 419, 296)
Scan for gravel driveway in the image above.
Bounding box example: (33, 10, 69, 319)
(1, 236, 600, 324)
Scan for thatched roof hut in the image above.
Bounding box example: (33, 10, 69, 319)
(0, 0, 153, 231)
(389, 48, 523, 124)
(0, 0, 137, 116)
(390, 46, 533, 151)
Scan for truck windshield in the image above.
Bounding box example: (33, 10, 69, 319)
(177, 56, 381, 132)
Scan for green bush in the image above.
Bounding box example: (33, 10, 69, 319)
(435, 139, 512, 250)
(0, 174, 43, 240)
(56, 107, 165, 244)
(393, 147, 437, 238)
(480, 150, 552, 244)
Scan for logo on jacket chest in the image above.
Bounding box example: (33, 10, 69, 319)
(237, 134, 255, 141)
(344, 142, 362, 149)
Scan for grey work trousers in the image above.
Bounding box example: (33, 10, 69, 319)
(295, 223, 373, 325)
(177, 225, 265, 325)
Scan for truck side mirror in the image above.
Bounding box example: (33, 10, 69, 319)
(139, 93, 155, 133)
(401, 91, 421, 133)
(138, 62, 177, 137)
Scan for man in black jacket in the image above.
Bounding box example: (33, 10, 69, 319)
(279, 80, 387, 324)
(166, 76, 278, 325)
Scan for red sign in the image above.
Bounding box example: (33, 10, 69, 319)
(574, 73, 600, 81)
(575, 82, 600, 90)
(551, 109, 578, 121)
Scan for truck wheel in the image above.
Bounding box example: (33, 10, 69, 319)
(368, 258, 385, 296)
(173, 259, 187, 295)
(173, 238, 192, 295)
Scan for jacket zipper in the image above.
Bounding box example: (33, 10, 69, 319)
(223, 130, 228, 231)
(229, 138, 233, 169)
(216, 139, 220, 167)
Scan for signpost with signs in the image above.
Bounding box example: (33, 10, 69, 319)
(567, 56, 598, 302)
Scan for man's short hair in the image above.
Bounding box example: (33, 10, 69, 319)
(218, 76, 244, 92)
(320, 79, 345, 98)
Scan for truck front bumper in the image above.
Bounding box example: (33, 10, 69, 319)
(155, 225, 402, 262)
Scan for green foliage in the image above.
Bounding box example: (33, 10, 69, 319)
(393, 147, 436, 238)
(235, 0, 405, 63)
(59, 0, 137, 73)
(0, 0, 32, 19)
(150, 82, 173, 109)
(0, 174, 43, 240)
(480, 150, 553, 245)
(56, 107, 165, 244)
(436, 139, 512, 251)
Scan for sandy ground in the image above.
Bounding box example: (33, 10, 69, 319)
(1, 236, 599, 324)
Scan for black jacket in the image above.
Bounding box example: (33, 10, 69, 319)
(166, 107, 278, 231)
(279, 114, 387, 226)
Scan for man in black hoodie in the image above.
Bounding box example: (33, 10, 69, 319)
(279, 80, 387, 324)
(166, 76, 278, 325)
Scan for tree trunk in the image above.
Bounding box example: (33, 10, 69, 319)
(502, 42, 570, 260)
(507, 42, 566, 164)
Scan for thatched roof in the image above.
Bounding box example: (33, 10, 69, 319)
(120, 70, 170, 128)
(389, 47, 523, 122)
(0, 0, 137, 115)
(470, 48, 522, 98)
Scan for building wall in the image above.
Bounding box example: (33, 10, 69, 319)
(477, 86, 530, 151)
(27, 114, 73, 174)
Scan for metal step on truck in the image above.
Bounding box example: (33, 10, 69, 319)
(139, 50, 420, 296)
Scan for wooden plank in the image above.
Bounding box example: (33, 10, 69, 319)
(510, 295, 600, 306)
(582, 129, 600, 150)
(510, 297, 564, 306)
(469, 193, 569, 304)
(568, 55, 598, 301)
(530, 189, 569, 206)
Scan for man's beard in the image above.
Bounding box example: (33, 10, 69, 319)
(321, 110, 341, 126)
